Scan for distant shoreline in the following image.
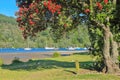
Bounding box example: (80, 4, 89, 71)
(0, 52, 72, 64)
(0, 51, 88, 64)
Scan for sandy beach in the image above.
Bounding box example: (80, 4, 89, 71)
(0, 52, 73, 64)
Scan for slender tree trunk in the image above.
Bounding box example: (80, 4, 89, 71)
(103, 27, 120, 73)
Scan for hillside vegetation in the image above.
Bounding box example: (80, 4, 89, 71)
(0, 14, 90, 48)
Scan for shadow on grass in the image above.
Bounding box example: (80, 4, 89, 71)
(1, 59, 94, 71)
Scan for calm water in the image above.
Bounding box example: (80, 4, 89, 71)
(0, 48, 88, 53)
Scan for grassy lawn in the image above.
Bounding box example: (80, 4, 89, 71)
(0, 53, 120, 80)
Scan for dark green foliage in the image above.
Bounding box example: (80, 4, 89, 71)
(16, 0, 32, 7)
(12, 57, 22, 64)
(52, 52, 61, 58)
(28, 59, 33, 62)
(88, 25, 105, 71)
(93, 61, 105, 72)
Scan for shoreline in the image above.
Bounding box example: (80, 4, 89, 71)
(0, 52, 73, 64)
(0, 51, 88, 64)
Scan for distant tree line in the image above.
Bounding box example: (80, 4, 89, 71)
(0, 14, 90, 48)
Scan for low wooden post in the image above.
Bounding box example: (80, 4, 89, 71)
(75, 60, 80, 74)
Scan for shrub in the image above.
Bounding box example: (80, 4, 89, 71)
(12, 57, 22, 63)
(52, 52, 61, 58)
(0, 58, 3, 66)
(28, 59, 33, 62)
(91, 55, 105, 71)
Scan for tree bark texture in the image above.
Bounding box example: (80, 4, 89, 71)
(110, 33, 119, 64)
(103, 27, 120, 73)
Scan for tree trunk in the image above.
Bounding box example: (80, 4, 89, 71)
(110, 33, 119, 64)
(103, 27, 120, 73)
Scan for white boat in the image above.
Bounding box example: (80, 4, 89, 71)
(67, 47, 76, 50)
(45, 47, 55, 50)
(83, 47, 87, 50)
(74, 47, 81, 50)
(24, 48, 31, 50)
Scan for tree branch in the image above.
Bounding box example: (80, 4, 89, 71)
(90, 19, 106, 30)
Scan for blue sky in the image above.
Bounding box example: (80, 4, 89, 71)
(0, 0, 18, 17)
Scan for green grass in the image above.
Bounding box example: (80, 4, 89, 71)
(0, 54, 120, 80)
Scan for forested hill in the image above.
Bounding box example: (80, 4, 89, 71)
(0, 14, 17, 25)
(0, 14, 90, 48)
(0, 14, 24, 48)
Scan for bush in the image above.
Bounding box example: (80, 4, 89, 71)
(28, 59, 33, 62)
(52, 52, 61, 58)
(12, 57, 22, 63)
(0, 58, 3, 66)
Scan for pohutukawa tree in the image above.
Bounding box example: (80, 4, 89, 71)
(16, 0, 62, 39)
(86, 0, 120, 73)
(16, 0, 120, 73)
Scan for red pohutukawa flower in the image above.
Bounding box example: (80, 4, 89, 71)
(43, 1, 61, 14)
(84, 9, 90, 13)
(29, 19, 35, 25)
(18, 7, 28, 17)
(16, 17, 22, 22)
(29, 14, 33, 18)
(96, 2, 103, 10)
(19, 27, 25, 31)
(58, 11, 61, 14)
(104, 0, 108, 4)
(35, 9, 39, 13)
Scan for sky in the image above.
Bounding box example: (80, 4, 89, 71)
(0, 0, 18, 17)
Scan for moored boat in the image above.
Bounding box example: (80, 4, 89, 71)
(45, 47, 55, 50)
(24, 48, 31, 50)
